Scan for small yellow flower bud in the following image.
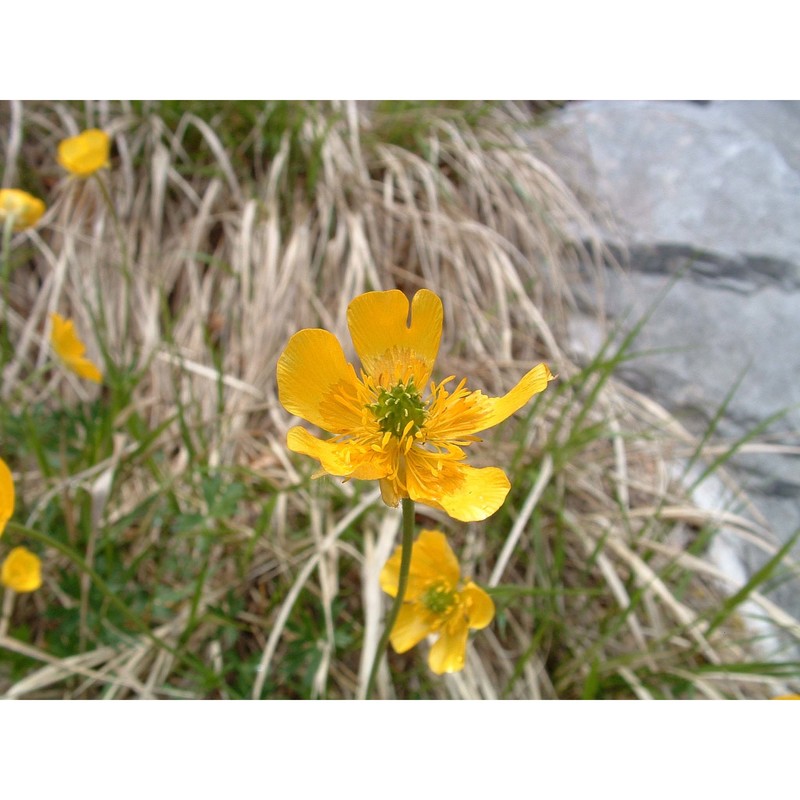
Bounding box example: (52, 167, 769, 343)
(0, 189, 46, 231)
(57, 129, 110, 178)
(1, 546, 42, 593)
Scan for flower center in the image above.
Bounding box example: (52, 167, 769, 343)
(421, 581, 456, 615)
(368, 377, 427, 438)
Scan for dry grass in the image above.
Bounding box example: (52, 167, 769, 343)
(1, 100, 797, 699)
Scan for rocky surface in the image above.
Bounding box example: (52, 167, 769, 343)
(528, 100, 800, 631)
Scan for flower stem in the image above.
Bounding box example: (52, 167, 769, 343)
(365, 497, 415, 699)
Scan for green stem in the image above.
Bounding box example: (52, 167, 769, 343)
(365, 497, 415, 699)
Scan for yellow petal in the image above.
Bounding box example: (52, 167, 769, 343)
(379, 477, 401, 508)
(277, 329, 364, 432)
(50, 313, 102, 382)
(389, 603, 436, 654)
(466, 363, 555, 435)
(286, 427, 389, 480)
(50, 312, 85, 360)
(1, 546, 42, 593)
(347, 289, 442, 388)
(408, 529, 460, 589)
(57, 129, 110, 178)
(408, 461, 511, 522)
(0, 189, 46, 230)
(68, 357, 103, 383)
(0, 457, 14, 537)
(380, 529, 460, 600)
(428, 619, 470, 674)
(461, 582, 495, 630)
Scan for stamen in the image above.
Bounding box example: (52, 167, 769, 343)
(421, 581, 456, 615)
(367, 376, 428, 439)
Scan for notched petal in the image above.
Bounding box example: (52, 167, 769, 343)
(347, 289, 442, 386)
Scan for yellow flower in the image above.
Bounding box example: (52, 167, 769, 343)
(277, 289, 554, 522)
(0, 188, 46, 231)
(50, 312, 103, 383)
(1, 546, 42, 593)
(0, 457, 14, 538)
(57, 129, 110, 178)
(380, 529, 494, 674)
(772, 694, 800, 700)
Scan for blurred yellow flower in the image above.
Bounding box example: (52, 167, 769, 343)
(57, 129, 110, 178)
(772, 694, 800, 700)
(0, 188, 46, 231)
(1, 546, 42, 593)
(380, 529, 494, 674)
(277, 289, 554, 522)
(0, 457, 14, 538)
(50, 312, 103, 383)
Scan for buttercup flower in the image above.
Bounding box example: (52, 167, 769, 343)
(0, 457, 14, 538)
(1, 546, 42, 593)
(57, 129, 110, 178)
(0, 461, 42, 593)
(0, 189, 46, 231)
(277, 289, 553, 521)
(380, 529, 494, 674)
(50, 312, 103, 383)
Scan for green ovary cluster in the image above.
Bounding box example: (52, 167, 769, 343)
(368, 378, 427, 438)
(421, 581, 456, 615)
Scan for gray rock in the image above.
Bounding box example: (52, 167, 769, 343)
(529, 100, 800, 630)
(538, 100, 800, 274)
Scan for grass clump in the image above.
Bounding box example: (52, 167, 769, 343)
(0, 99, 797, 699)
